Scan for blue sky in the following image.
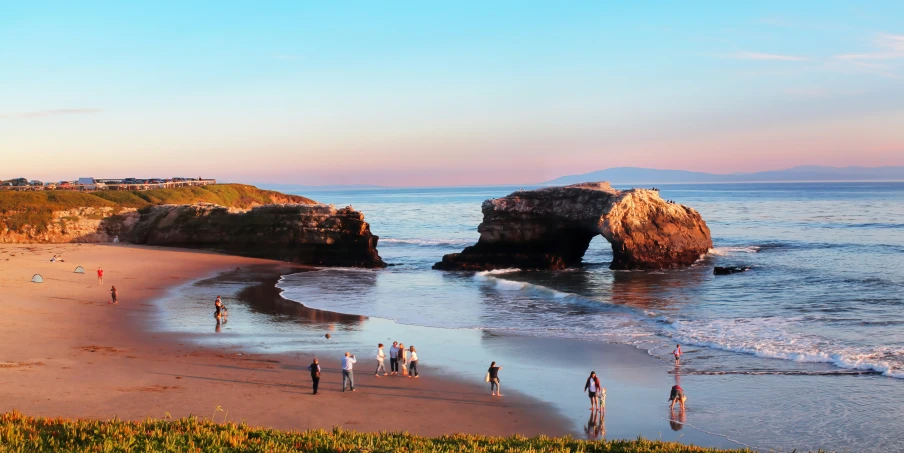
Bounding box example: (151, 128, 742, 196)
(1, 1, 902, 185)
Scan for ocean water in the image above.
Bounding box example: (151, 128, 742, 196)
(153, 182, 904, 451)
(281, 183, 904, 380)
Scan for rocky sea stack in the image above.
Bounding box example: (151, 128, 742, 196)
(434, 182, 712, 271)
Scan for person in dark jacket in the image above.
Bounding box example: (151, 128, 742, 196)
(487, 361, 503, 396)
(584, 371, 602, 412)
(308, 358, 321, 395)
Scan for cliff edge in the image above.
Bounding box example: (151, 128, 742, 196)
(0, 184, 385, 268)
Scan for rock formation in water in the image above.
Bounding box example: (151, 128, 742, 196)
(714, 266, 751, 275)
(434, 182, 712, 271)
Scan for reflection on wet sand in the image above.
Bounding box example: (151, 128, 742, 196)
(669, 409, 686, 431)
(585, 411, 606, 439)
(207, 265, 366, 327)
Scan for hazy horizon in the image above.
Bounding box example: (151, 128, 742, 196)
(2, 2, 903, 186)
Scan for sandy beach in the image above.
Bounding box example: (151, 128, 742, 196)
(0, 244, 569, 437)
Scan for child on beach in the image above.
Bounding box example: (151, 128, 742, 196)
(408, 345, 419, 378)
(584, 371, 602, 411)
(375, 343, 387, 376)
(673, 344, 682, 364)
(487, 361, 502, 396)
(109, 286, 118, 304)
(97, 267, 104, 285)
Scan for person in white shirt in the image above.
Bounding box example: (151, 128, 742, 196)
(341, 352, 357, 392)
(673, 344, 682, 364)
(375, 343, 387, 376)
(407, 345, 419, 378)
(389, 341, 399, 375)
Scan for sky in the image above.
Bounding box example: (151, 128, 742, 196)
(1, 1, 903, 186)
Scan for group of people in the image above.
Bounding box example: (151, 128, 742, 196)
(304, 342, 422, 395)
(376, 342, 419, 378)
(582, 344, 687, 416)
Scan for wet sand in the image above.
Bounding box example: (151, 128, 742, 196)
(0, 244, 569, 437)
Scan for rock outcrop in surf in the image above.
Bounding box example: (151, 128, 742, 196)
(433, 182, 712, 271)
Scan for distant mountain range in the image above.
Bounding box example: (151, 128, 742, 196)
(545, 166, 904, 185)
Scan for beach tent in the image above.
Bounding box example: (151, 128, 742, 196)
(74, 266, 85, 274)
(31, 274, 43, 283)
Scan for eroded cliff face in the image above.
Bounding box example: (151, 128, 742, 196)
(0, 203, 384, 268)
(127, 204, 385, 268)
(434, 182, 711, 270)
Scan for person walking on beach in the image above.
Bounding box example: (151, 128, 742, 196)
(584, 371, 602, 411)
(389, 341, 399, 375)
(673, 344, 682, 364)
(487, 361, 502, 396)
(109, 286, 118, 305)
(308, 358, 321, 395)
(398, 343, 408, 376)
(375, 343, 387, 376)
(97, 267, 104, 286)
(408, 345, 419, 378)
(668, 384, 686, 411)
(341, 352, 356, 392)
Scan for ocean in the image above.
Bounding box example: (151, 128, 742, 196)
(282, 182, 904, 380)
(155, 182, 904, 451)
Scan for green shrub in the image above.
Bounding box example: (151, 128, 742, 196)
(0, 411, 773, 453)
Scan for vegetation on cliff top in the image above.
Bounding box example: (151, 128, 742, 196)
(0, 411, 762, 453)
(0, 184, 315, 234)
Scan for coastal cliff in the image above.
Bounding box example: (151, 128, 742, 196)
(434, 182, 712, 270)
(126, 204, 384, 267)
(0, 184, 385, 268)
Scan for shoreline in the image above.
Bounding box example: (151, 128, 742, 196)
(154, 263, 747, 449)
(0, 244, 571, 437)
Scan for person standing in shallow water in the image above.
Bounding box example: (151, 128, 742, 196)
(668, 384, 686, 411)
(673, 344, 682, 364)
(488, 361, 502, 396)
(584, 371, 602, 411)
(308, 358, 321, 395)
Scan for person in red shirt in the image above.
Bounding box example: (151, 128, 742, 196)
(97, 267, 104, 285)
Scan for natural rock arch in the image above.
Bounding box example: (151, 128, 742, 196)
(433, 182, 712, 271)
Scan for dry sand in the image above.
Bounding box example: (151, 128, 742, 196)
(0, 244, 568, 436)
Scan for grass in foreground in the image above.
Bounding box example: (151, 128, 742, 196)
(0, 411, 759, 453)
